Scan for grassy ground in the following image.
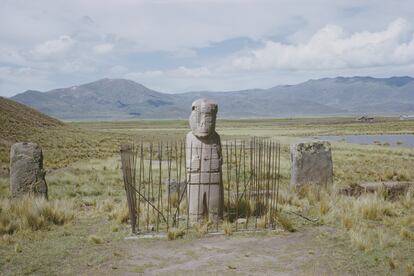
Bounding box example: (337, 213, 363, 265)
(1, 117, 414, 275)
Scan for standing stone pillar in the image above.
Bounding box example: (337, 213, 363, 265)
(186, 99, 224, 223)
(290, 141, 333, 187)
(10, 142, 48, 198)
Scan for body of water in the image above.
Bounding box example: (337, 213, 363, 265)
(315, 134, 414, 148)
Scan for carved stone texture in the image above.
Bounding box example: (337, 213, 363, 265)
(290, 141, 333, 187)
(10, 142, 48, 198)
(186, 99, 224, 222)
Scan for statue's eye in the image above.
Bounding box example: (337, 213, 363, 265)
(192, 106, 196, 111)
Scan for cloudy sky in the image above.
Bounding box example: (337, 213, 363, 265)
(1, 0, 414, 97)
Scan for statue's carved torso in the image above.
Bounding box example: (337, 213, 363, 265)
(186, 132, 222, 174)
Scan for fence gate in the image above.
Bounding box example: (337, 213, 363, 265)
(120, 137, 281, 235)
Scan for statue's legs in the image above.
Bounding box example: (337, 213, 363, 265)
(188, 183, 223, 223)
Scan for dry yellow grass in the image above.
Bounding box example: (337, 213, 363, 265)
(222, 221, 233, 235)
(400, 227, 414, 241)
(274, 212, 296, 232)
(193, 220, 210, 237)
(0, 195, 74, 235)
(107, 201, 129, 224)
(88, 234, 103, 244)
(167, 227, 185, 240)
(1, 118, 414, 275)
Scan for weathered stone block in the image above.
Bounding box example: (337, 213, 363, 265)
(290, 141, 333, 187)
(10, 142, 48, 198)
(339, 182, 414, 200)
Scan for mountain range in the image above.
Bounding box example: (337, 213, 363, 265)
(10, 76, 414, 120)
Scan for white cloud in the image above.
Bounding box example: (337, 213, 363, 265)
(230, 19, 414, 71)
(125, 70, 164, 80)
(172, 66, 212, 78)
(171, 48, 197, 59)
(125, 66, 212, 81)
(0, 66, 51, 95)
(109, 65, 128, 75)
(125, 19, 414, 86)
(60, 60, 96, 73)
(0, 48, 27, 66)
(93, 43, 113, 54)
(30, 35, 75, 60)
(2, 0, 414, 96)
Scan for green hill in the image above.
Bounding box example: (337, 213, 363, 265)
(0, 95, 64, 138)
(0, 97, 129, 170)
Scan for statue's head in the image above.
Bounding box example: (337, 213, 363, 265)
(189, 98, 218, 138)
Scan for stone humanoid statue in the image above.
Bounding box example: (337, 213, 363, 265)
(186, 99, 224, 223)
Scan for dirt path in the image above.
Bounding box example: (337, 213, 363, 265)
(111, 227, 349, 275)
(0, 217, 371, 275)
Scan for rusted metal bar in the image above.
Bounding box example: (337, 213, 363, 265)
(248, 138, 253, 205)
(120, 144, 137, 233)
(122, 136, 280, 235)
(156, 143, 162, 232)
(269, 141, 275, 228)
(167, 142, 172, 232)
(177, 141, 183, 227)
(137, 143, 143, 232)
(275, 143, 281, 213)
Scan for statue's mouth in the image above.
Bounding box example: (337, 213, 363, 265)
(196, 131, 210, 138)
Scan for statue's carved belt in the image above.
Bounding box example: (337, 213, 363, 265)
(187, 172, 221, 184)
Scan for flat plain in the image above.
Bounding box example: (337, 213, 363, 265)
(1, 117, 414, 275)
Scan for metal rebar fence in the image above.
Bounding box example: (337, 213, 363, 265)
(120, 137, 281, 234)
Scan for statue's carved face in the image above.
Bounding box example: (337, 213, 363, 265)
(189, 99, 217, 138)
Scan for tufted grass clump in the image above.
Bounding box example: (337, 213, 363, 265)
(107, 201, 129, 224)
(341, 215, 354, 231)
(193, 220, 210, 237)
(349, 228, 372, 252)
(88, 234, 103, 244)
(353, 194, 394, 221)
(222, 221, 233, 236)
(0, 195, 74, 236)
(274, 212, 295, 232)
(224, 198, 251, 222)
(167, 227, 185, 240)
(400, 227, 414, 241)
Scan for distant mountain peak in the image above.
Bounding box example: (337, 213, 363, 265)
(10, 75, 414, 120)
(22, 89, 42, 94)
(81, 78, 146, 87)
(302, 76, 414, 87)
(385, 76, 413, 87)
